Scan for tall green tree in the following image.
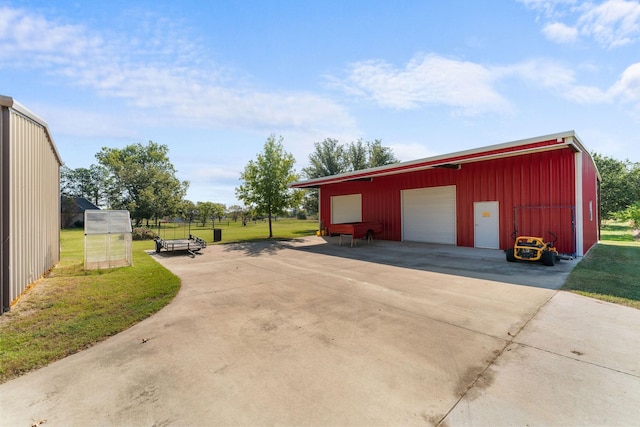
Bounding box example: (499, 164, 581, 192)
(367, 139, 399, 167)
(302, 138, 348, 178)
(60, 164, 109, 207)
(592, 153, 640, 219)
(178, 200, 198, 223)
(227, 205, 244, 222)
(212, 203, 226, 223)
(96, 141, 188, 226)
(196, 201, 215, 226)
(347, 139, 368, 171)
(301, 138, 348, 215)
(346, 139, 399, 170)
(236, 135, 299, 238)
(301, 138, 399, 214)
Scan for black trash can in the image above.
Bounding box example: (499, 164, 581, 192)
(213, 228, 222, 242)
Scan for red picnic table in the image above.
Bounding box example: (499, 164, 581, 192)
(328, 222, 383, 247)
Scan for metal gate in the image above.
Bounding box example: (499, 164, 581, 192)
(513, 205, 576, 256)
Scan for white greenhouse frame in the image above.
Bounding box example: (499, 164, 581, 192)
(84, 210, 133, 270)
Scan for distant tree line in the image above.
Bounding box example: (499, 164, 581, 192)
(593, 153, 640, 227)
(61, 136, 400, 236)
(62, 140, 640, 235)
(62, 141, 188, 227)
(61, 141, 221, 227)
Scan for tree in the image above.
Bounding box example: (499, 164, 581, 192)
(60, 164, 109, 207)
(96, 141, 188, 226)
(236, 135, 299, 238)
(346, 139, 399, 170)
(301, 138, 399, 214)
(196, 201, 214, 226)
(367, 139, 399, 167)
(212, 203, 226, 223)
(347, 139, 368, 171)
(621, 202, 640, 229)
(178, 200, 198, 223)
(227, 205, 244, 222)
(301, 138, 348, 216)
(592, 153, 640, 219)
(302, 138, 348, 179)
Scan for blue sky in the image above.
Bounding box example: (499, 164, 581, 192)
(2, 0, 640, 206)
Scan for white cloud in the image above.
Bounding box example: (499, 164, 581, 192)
(578, 0, 640, 47)
(505, 59, 577, 88)
(333, 50, 640, 121)
(507, 59, 640, 107)
(542, 22, 580, 42)
(609, 62, 640, 102)
(0, 7, 357, 136)
(0, 7, 101, 61)
(503, 58, 611, 103)
(520, 0, 640, 48)
(518, 1, 578, 11)
(332, 54, 640, 113)
(333, 54, 512, 116)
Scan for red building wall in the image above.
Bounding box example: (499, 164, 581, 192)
(581, 150, 600, 253)
(320, 146, 584, 254)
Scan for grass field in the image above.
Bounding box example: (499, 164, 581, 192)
(153, 218, 318, 244)
(562, 221, 640, 310)
(0, 229, 181, 383)
(0, 219, 319, 383)
(1, 218, 637, 383)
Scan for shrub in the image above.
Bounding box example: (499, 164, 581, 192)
(622, 202, 640, 229)
(132, 227, 157, 240)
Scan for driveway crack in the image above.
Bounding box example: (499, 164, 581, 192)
(435, 289, 559, 426)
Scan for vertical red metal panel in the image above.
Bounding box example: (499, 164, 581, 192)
(502, 149, 576, 254)
(581, 151, 599, 253)
(319, 145, 579, 253)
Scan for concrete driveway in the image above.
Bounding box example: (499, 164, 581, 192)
(1, 237, 639, 426)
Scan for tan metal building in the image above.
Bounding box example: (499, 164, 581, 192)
(1, 95, 62, 313)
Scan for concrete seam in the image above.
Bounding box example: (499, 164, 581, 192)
(435, 289, 559, 426)
(511, 341, 640, 379)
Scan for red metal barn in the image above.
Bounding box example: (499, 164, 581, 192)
(292, 131, 600, 257)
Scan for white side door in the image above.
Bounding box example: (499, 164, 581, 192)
(474, 201, 499, 249)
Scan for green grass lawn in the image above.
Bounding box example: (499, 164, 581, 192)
(0, 229, 181, 383)
(2, 217, 636, 383)
(0, 219, 319, 383)
(562, 221, 640, 310)
(153, 218, 318, 244)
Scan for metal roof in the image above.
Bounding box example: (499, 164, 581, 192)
(0, 95, 63, 166)
(291, 131, 593, 188)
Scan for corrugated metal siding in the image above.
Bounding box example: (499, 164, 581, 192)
(320, 144, 580, 254)
(1, 106, 9, 312)
(581, 150, 600, 253)
(8, 109, 60, 306)
(459, 149, 577, 253)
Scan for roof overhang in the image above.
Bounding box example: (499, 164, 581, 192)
(291, 131, 589, 189)
(0, 95, 63, 166)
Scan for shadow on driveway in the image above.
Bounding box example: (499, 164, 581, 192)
(277, 236, 579, 290)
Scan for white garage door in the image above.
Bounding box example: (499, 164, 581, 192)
(331, 194, 362, 224)
(402, 185, 456, 244)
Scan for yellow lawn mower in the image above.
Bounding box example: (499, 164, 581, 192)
(506, 232, 560, 266)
